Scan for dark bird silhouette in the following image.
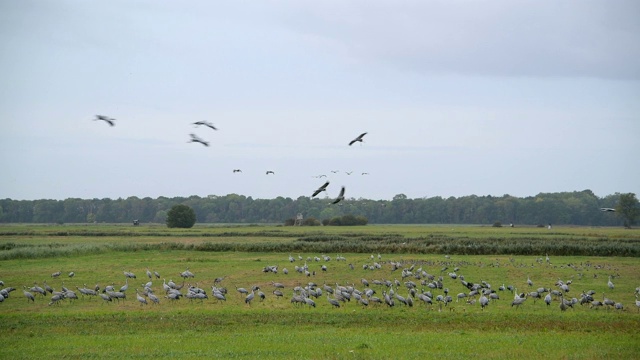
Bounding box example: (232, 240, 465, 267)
(349, 132, 367, 146)
(233, 169, 242, 173)
(312, 181, 330, 198)
(188, 133, 209, 147)
(361, 172, 369, 175)
(600, 208, 616, 212)
(331, 186, 345, 204)
(193, 121, 217, 130)
(266, 171, 275, 175)
(94, 115, 115, 126)
(345, 171, 353, 175)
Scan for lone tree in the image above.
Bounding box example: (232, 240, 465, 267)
(616, 193, 639, 228)
(166, 204, 196, 228)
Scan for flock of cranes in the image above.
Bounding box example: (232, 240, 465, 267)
(93, 115, 367, 205)
(3, 254, 639, 314)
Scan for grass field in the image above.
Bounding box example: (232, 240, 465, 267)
(1, 224, 639, 359)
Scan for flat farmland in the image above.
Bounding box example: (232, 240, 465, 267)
(1, 224, 639, 359)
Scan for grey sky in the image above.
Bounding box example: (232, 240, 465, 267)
(1, 1, 638, 201)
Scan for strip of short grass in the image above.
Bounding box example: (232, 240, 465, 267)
(3, 310, 638, 359)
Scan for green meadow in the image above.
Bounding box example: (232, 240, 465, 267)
(1, 224, 639, 359)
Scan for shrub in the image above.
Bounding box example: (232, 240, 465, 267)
(166, 204, 196, 228)
(303, 217, 321, 226)
(492, 221, 502, 227)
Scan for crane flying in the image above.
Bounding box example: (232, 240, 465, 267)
(331, 186, 345, 204)
(94, 115, 115, 126)
(192, 121, 217, 130)
(600, 208, 616, 212)
(349, 132, 367, 146)
(312, 181, 330, 198)
(188, 133, 209, 147)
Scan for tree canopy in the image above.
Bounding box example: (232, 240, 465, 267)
(0, 190, 629, 226)
(166, 204, 196, 228)
(616, 193, 639, 228)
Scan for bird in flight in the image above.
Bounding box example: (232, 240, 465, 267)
(345, 171, 353, 175)
(331, 186, 345, 204)
(312, 181, 330, 198)
(188, 133, 209, 147)
(266, 171, 275, 175)
(193, 121, 217, 130)
(349, 132, 367, 146)
(94, 115, 115, 126)
(331, 170, 339, 173)
(361, 172, 369, 175)
(600, 208, 616, 212)
(233, 169, 242, 173)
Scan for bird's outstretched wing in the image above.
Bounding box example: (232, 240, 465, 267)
(312, 181, 330, 197)
(95, 115, 115, 126)
(193, 121, 217, 130)
(349, 132, 367, 146)
(331, 186, 345, 204)
(189, 133, 209, 146)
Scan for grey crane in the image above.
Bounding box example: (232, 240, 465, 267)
(23, 287, 35, 302)
(312, 181, 330, 198)
(602, 293, 615, 309)
(135, 289, 148, 306)
(146, 269, 152, 279)
(544, 292, 553, 307)
(212, 291, 227, 302)
(600, 207, 615, 212)
(51, 271, 61, 278)
(236, 286, 249, 296)
(94, 115, 115, 126)
(304, 297, 316, 308)
(188, 133, 209, 147)
(120, 278, 129, 293)
(30, 283, 46, 296)
(511, 296, 527, 309)
(192, 121, 217, 130)
(348, 132, 367, 146)
(43, 281, 53, 294)
(479, 293, 490, 310)
(331, 186, 345, 204)
(68, 271, 75, 278)
(148, 292, 160, 305)
(154, 271, 161, 279)
(327, 295, 341, 308)
(48, 293, 64, 306)
(233, 169, 242, 173)
(266, 170, 275, 175)
(180, 268, 195, 278)
(607, 276, 614, 290)
(559, 293, 568, 311)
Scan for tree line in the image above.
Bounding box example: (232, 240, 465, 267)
(0, 190, 633, 226)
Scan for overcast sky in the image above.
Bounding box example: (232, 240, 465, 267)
(1, 1, 638, 201)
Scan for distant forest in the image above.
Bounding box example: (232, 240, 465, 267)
(0, 190, 627, 226)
